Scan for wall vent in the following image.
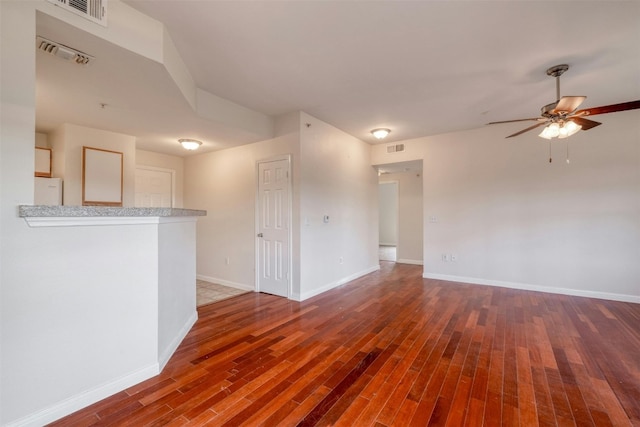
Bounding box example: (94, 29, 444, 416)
(47, 0, 107, 27)
(36, 36, 94, 66)
(386, 144, 405, 153)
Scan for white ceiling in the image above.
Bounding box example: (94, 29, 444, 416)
(36, 1, 640, 157)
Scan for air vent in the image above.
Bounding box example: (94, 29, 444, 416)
(47, 0, 107, 27)
(386, 144, 405, 153)
(36, 36, 94, 66)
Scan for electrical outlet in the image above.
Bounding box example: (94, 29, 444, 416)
(339, 257, 344, 264)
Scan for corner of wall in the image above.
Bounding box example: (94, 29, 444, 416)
(274, 111, 302, 137)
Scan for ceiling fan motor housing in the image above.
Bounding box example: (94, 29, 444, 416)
(541, 102, 560, 118)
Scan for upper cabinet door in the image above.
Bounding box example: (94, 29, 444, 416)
(35, 147, 52, 177)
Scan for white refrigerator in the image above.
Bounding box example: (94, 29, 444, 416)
(34, 177, 62, 205)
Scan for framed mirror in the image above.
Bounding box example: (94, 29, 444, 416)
(82, 146, 123, 206)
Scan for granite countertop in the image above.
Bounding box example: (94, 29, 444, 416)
(18, 205, 206, 217)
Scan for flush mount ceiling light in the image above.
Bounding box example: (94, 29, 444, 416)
(371, 128, 391, 139)
(179, 139, 202, 150)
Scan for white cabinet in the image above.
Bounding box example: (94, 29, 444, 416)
(34, 177, 62, 205)
(35, 147, 52, 177)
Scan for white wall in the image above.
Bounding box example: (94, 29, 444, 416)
(158, 219, 197, 368)
(1, 4, 39, 421)
(35, 132, 48, 148)
(136, 149, 185, 207)
(378, 182, 398, 246)
(50, 123, 136, 206)
(185, 111, 379, 301)
(372, 111, 640, 302)
(380, 171, 423, 264)
(298, 112, 379, 300)
(0, 3, 191, 425)
(184, 113, 300, 292)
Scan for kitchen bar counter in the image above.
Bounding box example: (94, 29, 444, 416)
(18, 205, 206, 217)
(14, 203, 205, 419)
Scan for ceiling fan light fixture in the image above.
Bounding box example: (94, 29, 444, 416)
(539, 121, 581, 140)
(179, 138, 202, 150)
(371, 128, 391, 139)
(538, 128, 553, 140)
(564, 120, 581, 136)
(539, 122, 560, 139)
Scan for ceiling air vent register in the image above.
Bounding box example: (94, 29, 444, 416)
(386, 144, 405, 153)
(36, 36, 94, 66)
(47, 0, 107, 27)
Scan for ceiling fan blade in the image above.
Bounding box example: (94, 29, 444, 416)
(570, 117, 601, 131)
(486, 118, 541, 125)
(574, 100, 640, 116)
(552, 96, 586, 114)
(505, 122, 547, 138)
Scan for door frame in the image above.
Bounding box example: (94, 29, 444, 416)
(135, 165, 176, 208)
(254, 154, 293, 298)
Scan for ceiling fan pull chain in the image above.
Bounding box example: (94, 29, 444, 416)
(566, 140, 570, 164)
(549, 142, 552, 163)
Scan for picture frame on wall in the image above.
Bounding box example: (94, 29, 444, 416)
(82, 146, 123, 207)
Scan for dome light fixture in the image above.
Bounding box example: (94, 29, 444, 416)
(179, 138, 202, 150)
(371, 128, 391, 139)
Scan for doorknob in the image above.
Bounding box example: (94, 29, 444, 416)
(257, 233, 263, 237)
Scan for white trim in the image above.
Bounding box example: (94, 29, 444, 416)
(255, 154, 293, 298)
(397, 259, 423, 265)
(292, 265, 381, 302)
(23, 216, 197, 228)
(6, 364, 159, 427)
(135, 165, 176, 208)
(158, 311, 198, 371)
(196, 274, 254, 292)
(422, 272, 640, 304)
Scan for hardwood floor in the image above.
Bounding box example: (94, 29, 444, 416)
(50, 263, 640, 426)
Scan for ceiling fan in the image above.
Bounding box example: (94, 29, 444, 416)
(487, 64, 640, 139)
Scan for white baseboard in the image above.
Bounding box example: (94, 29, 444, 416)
(294, 265, 381, 302)
(197, 274, 254, 292)
(397, 259, 423, 265)
(422, 272, 640, 304)
(158, 310, 198, 371)
(7, 364, 160, 427)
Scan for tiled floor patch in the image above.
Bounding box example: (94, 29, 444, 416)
(196, 280, 249, 306)
(379, 245, 396, 262)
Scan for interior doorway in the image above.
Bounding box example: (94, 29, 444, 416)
(376, 160, 424, 265)
(378, 181, 398, 262)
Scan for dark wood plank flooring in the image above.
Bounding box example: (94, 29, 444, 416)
(50, 263, 640, 426)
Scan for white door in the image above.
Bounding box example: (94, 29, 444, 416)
(135, 168, 173, 207)
(257, 158, 291, 297)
